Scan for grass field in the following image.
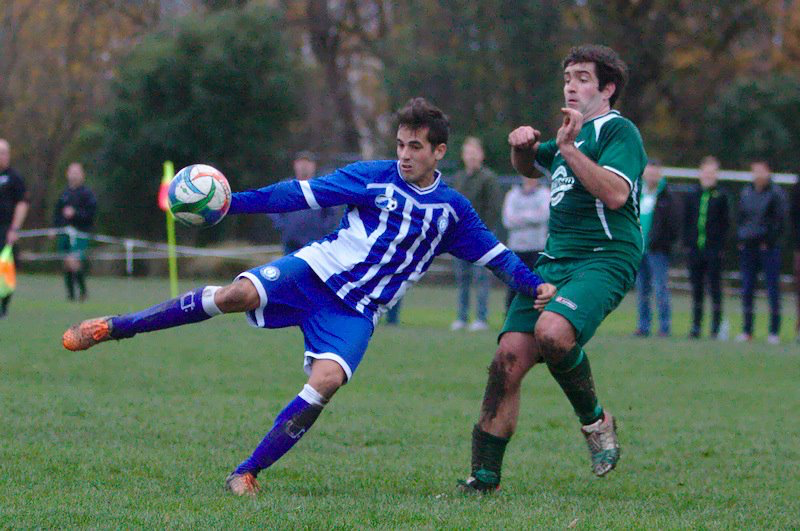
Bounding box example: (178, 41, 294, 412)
(2, 273, 799, 528)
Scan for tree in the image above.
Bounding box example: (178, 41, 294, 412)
(90, 6, 300, 238)
(280, 0, 393, 157)
(0, 0, 165, 226)
(570, 0, 778, 165)
(706, 74, 800, 171)
(382, 0, 565, 172)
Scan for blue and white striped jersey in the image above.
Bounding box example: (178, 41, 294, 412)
(230, 160, 543, 324)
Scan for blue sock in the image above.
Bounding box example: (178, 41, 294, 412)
(110, 286, 222, 339)
(235, 384, 327, 477)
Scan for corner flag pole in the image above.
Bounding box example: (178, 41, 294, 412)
(160, 161, 179, 297)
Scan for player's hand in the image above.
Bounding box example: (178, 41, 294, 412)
(556, 108, 583, 148)
(533, 282, 557, 310)
(63, 206, 75, 219)
(508, 126, 541, 151)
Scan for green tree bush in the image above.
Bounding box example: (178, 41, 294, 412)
(706, 74, 800, 171)
(88, 6, 299, 238)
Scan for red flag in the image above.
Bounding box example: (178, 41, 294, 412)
(158, 173, 170, 212)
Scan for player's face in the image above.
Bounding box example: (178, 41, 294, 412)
(698, 161, 719, 188)
(563, 62, 614, 120)
(643, 164, 661, 189)
(293, 158, 316, 181)
(396, 126, 446, 187)
(461, 142, 484, 173)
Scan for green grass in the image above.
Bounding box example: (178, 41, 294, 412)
(2, 273, 798, 528)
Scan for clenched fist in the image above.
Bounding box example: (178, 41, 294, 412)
(508, 126, 542, 151)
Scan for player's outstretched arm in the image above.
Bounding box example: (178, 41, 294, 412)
(445, 206, 551, 304)
(556, 108, 630, 210)
(509, 126, 542, 179)
(229, 162, 374, 215)
(229, 180, 318, 215)
(483, 249, 551, 305)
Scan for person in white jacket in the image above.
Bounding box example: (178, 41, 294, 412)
(502, 177, 551, 309)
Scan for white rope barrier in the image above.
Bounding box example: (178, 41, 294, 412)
(14, 226, 286, 277)
(11, 227, 794, 281)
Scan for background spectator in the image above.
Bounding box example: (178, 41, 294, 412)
(735, 160, 787, 344)
(501, 176, 549, 310)
(384, 300, 402, 326)
(684, 156, 729, 339)
(792, 180, 800, 342)
(268, 151, 341, 255)
(54, 162, 97, 301)
(450, 137, 501, 331)
(634, 160, 679, 337)
(0, 138, 29, 318)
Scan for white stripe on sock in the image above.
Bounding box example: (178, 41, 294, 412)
(201, 286, 223, 316)
(299, 384, 328, 407)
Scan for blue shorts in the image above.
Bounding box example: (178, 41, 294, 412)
(237, 255, 374, 381)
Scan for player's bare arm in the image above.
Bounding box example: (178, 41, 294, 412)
(556, 108, 629, 210)
(7, 200, 29, 244)
(508, 126, 542, 178)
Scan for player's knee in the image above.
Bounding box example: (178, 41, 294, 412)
(215, 279, 260, 313)
(492, 337, 533, 386)
(307, 360, 346, 399)
(534, 313, 576, 364)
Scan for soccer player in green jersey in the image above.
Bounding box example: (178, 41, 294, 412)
(459, 44, 647, 492)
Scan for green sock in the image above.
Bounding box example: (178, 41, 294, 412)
(547, 346, 603, 425)
(64, 272, 75, 300)
(471, 424, 509, 484)
(75, 270, 87, 298)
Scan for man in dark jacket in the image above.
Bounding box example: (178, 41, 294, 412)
(684, 156, 729, 338)
(0, 138, 29, 318)
(450, 136, 502, 331)
(268, 151, 340, 254)
(54, 162, 97, 301)
(735, 160, 787, 344)
(634, 160, 678, 337)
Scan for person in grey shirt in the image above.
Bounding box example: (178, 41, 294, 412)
(735, 159, 788, 344)
(269, 151, 341, 254)
(502, 177, 549, 309)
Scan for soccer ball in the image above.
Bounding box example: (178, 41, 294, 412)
(168, 164, 231, 227)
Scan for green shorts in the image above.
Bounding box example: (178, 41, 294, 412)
(56, 233, 89, 260)
(502, 255, 637, 346)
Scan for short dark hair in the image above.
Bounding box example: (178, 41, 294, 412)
(294, 150, 316, 162)
(563, 45, 629, 107)
(396, 97, 449, 147)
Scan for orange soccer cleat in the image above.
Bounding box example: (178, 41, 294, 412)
(62, 316, 114, 351)
(225, 472, 261, 496)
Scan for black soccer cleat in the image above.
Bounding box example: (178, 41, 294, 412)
(456, 469, 501, 494)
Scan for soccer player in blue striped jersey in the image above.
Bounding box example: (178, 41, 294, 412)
(63, 98, 557, 495)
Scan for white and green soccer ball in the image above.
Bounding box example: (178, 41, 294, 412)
(168, 164, 231, 227)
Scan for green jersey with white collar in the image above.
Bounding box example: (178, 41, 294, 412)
(535, 110, 647, 266)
